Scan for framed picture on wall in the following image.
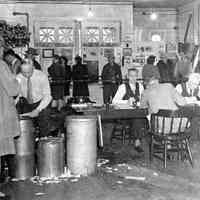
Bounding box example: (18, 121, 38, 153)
(42, 49, 54, 58)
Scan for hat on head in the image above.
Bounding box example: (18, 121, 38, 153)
(25, 47, 38, 55)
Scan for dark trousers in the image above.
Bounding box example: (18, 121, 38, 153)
(103, 83, 118, 104)
(19, 100, 51, 138)
(130, 118, 149, 140)
(28, 102, 52, 138)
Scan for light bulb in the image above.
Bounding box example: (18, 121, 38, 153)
(150, 12, 158, 20)
(88, 7, 94, 18)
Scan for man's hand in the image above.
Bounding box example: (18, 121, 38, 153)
(21, 109, 40, 118)
(128, 97, 135, 106)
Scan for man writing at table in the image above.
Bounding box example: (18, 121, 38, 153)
(16, 61, 52, 137)
(112, 68, 146, 151)
(140, 72, 187, 140)
(140, 73, 187, 114)
(176, 73, 200, 140)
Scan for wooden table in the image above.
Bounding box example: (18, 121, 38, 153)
(75, 107, 148, 121)
(179, 104, 200, 118)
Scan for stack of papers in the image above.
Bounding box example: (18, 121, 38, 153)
(113, 104, 134, 109)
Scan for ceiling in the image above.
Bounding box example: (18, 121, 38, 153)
(2, 0, 195, 8)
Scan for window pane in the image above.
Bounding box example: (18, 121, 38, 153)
(86, 27, 100, 43)
(102, 27, 116, 43)
(39, 27, 55, 43)
(58, 27, 74, 43)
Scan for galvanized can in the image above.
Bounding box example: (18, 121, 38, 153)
(38, 137, 64, 178)
(11, 117, 35, 179)
(11, 155, 35, 180)
(65, 115, 97, 176)
(15, 117, 35, 156)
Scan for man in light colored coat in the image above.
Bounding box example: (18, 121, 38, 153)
(0, 36, 20, 196)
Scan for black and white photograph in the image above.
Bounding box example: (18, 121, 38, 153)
(0, 0, 199, 200)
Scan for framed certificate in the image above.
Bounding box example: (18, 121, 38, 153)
(42, 49, 54, 58)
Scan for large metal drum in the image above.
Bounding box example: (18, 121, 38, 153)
(65, 115, 97, 176)
(15, 117, 35, 156)
(12, 116, 35, 179)
(38, 137, 64, 178)
(11, 155, 35, 180)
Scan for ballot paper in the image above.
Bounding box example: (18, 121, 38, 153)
(113, 104, 134, 109)
(184, 97, 198, 105)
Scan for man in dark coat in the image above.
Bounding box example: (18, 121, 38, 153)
(60, 56, 71, 99)
(72, 55, 89, 97)
(101, 56, 122, 104)
(48, 55, 65, 110)
(157, 53, 171, 83)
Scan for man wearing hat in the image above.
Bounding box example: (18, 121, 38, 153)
(25, 47, 41, 70)
(101, 56, 122, 104)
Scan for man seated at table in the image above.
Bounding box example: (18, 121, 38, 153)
(176, 72, 200, 140)
(139, 74, 189, 162)
(112, 68, 146, 151)
(112, 68, 144, 105)
(176, 73, 200, 103)
(16, 61, 52, 137)
(140, 74, 187, 114)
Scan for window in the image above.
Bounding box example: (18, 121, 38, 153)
(102, 27, 117, 43)
(86, 27, 100, 43)
(58, 27, 74, 44)
(39, 27, 55, 43)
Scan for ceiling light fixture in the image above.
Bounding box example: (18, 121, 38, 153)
(88, 7, 94, 18)
(150, 12, 158, 20)
(87, 0, 94, 18)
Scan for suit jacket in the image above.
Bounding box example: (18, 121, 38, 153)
(72, 63, 89, 97)
(140, 83, 186, 114)
(101, 63, 122, 85)
(0, 59, 20, 140)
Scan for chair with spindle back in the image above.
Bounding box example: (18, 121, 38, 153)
(150, 109, 193, 168)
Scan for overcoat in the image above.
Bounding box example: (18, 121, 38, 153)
(0, 59, 20, 155)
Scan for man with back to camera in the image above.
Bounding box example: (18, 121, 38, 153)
(16, 61, 52, 137)
(101, 55, 122, 104)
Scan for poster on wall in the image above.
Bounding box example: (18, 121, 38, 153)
(83, 47, 99, 61)
(61, 48, 73, 64)
(84, 60, 99, 83)
(166, 42, 177, 53)
(103, 48, 114, 58)
(42, 59, 53, 74)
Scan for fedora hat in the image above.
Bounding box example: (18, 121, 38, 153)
(25, 47, 38, 55)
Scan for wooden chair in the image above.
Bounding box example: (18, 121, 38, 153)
(110, 120, 132, 144)
(150, 109, 193, 168)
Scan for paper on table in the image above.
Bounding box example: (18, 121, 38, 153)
(113, 104, 134, 109)
(184, 97, 198, 104)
